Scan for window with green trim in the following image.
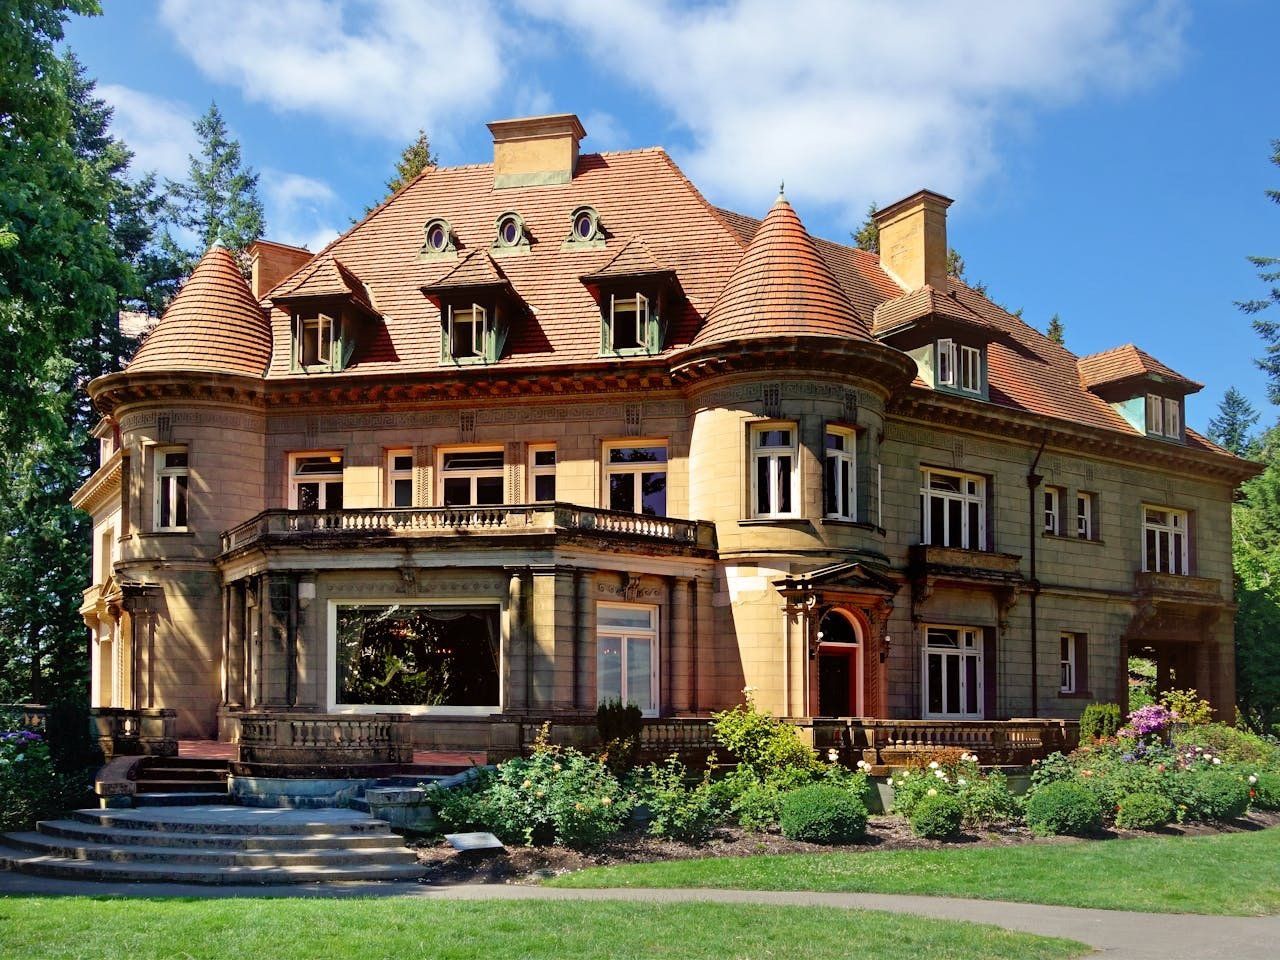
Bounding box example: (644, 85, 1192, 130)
(292, 312, 354, 373)
(603, 291, 664, 355)
(442, 302, 507, 364)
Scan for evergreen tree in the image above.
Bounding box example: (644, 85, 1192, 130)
(851, 202, 879, 253)
(1046, 314, 1066, 345)
(1239, 139, 1280, 403)
(163, 102, 265, 272)
(385, 129, 437, 197)
(1208, 387, 1261, 457)
(1232, 434, 1280, 732)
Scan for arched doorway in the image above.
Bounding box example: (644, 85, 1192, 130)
(816, 610, 862, 717)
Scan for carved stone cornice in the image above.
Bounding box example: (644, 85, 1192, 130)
(70, 449, 122, 515)
(89, 369, 267, 416)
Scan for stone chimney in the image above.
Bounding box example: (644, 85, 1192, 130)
(873, 189, 954, 291)
(247, 240, 314, 299)
(487, 113, 587, 189)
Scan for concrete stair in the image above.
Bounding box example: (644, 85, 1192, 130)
(0, 806, 426, 884)
(133, 757, 231, 807)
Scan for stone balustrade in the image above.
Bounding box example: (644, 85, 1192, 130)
(802, 717, 1077, 767)
(90, 707, 178, 758)
(0, 703, 48, 731)
(220, 503, 716, 555)
(236, 712, 414, 767)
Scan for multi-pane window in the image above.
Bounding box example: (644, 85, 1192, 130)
(751, 426, 798, 519)
(386, 450, 413, 507)
(1076, 492, 1095, 540)
(937, 338, 955, 386)
(1143, 506, 1189, 575)
(1059, 633, 1079, 694)
(936, 339, 983, 394)
(529, 445, 556, 503)
(1043, 487, 1060, 534)
(923, 626, 983, 719)
(824, 426, 856, 520)
(959, 345, 982, 393)
(290, 453, 344, 510)
(920, 467, 986, 550)
(447, 304, 488, 361)
(295, 313, 335, 369)
(1146, 394, 1183, 440)
(605, 443, 667, 516)
(597, 603, 658, 716)
(609, 293, 649, 352)
(440, 449, 504, 507)
(154, 447, 189, 530)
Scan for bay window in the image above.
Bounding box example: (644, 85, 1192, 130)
(751, 425, 798, 519)
(920, 467, 986, 550)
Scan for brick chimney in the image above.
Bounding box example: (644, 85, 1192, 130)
(487, 113, 587, 189)
(873, 189, 954, 291)
(247, 240, 314, 299)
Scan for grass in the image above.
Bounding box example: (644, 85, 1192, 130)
(0, 897, 1087, 960)
(549, 826, 1280, 915)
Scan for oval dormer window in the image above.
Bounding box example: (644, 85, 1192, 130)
(567, 205, 602, 245)
(422, 217, 454, 256)
(496, 213, 523, 248)
(427, 224, 447, 251)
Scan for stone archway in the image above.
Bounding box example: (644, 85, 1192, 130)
(815, 609, 862, 717)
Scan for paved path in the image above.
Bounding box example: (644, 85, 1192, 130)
(1, 869, 1275, 959)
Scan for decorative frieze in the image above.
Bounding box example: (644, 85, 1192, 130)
(118, 409, 266, 434)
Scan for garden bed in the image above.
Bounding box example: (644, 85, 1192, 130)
(412, 809, 1280, 885)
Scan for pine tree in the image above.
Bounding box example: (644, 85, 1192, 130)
(163, 102, 265, 272)
(386, 129, 437, 196)
(1240, 139, 1280, 403)
(851, 203, 879, 253)
(1208, 387, 1261, 457)
(1232, 434, 1280, 732)
(1046, 314, 1066, 345)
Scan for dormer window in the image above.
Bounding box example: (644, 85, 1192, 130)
(609, 293, 648, 352)
(492, 211, 529, 254)
(1146, 394, 1183, 441)
(422, 217, 456, 257)
(936, 339, 985, 396)
(292, 312, 352, 372)
(446, 304, 489, 362)
(564, 205, 605, 248)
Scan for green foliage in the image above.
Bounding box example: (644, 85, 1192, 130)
(162, 101, 265, 272)
(1231, 444, 1280, 734)
(0, 731, 82, 830)
(891, 756, 1018, 828)
(1127, 657, 1157, 711)
(1160, 689, 1214, 727)
(1182, 770, 1251, 822)
(381, 130, 437, 202)
(778, 784, 868, 844)
(1250, 772, 1280, 810)
(596, 698, 643, 775)
(42, 697, 102, 773)
(1079, 703, 1122, 742)
(1239, 139, 1280, 402)
(426, 741, 631, 849)
(1207, 387, 1260, 457)
(637, 757, 721, 843)
(1025, 781, 1103, 836)
(710, 691, 819, 780)
(1115, 791, 1174, 830)
(1173, 724, 1277, 766)
(1045, 314, 1066, 346)
(851, 202, 879, 252)
(910, 793, 964, 839)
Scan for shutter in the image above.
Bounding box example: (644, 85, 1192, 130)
(487, 306, 509, 363)
(645, 292, 664, 353)
(336, 316, 355, 371)
(441, 305, 451, 362)
(983, 627, 998, 719)
(1076, 634, 1089, 695)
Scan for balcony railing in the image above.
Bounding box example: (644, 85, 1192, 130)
(221, 503, 717, 554)
(804, 717, 1077, 768)
(909, 543, 1024, 580)
(1134, 571, 1224, 603)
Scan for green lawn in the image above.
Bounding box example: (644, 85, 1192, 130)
(0, 897, 1086, 960)
(549, 826, 1280, 916)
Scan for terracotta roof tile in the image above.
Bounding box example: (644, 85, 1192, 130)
(1077, 343, 1203, 393)
(423, 249, 508, 291)
(871, 284, 999, 337)
(127, 246, 269, 376)
(694, 195, 871, 346)
(269, 254, 374, 311)
(581, 236, 671, 281)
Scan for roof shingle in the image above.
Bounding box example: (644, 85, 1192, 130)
(1077, 343, 1203, 393)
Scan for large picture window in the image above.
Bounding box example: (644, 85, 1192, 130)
(923, 625, 983, 719)
(604, 443, 667, 516)
(440, 449, 504, 507)
(333, 603, 500, 711)
(154, 446, 189, 530)
(750, 425, 797, 519)
(1143, 505, 1189, 575)
(290, 453, 344, 510)
(597, 603, 658, 716)
(920, 467, 986, 550)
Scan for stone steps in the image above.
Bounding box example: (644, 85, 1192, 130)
(135, 791, 231, 807)
(133, 757, 232, 806)
(0, 805, 425, 884)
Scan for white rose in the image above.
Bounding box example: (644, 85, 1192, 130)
(887, 777, 894, 786)
(1213, 757, 1222, 765)
(1249, 775, 1258, 784)
(929, 761, 940, 770)
(958, 778, 967, 786)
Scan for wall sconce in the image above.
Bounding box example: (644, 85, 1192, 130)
(880, 633, 892, 663)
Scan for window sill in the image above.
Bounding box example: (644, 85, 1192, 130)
(139, 529, 194, 538)
(1059, 690, 1093, 700)
(819, 518, 885, 535)
(739, 517, 808, 526)
(1042, 532, 1105, 546)
(599, 348, 655, 359)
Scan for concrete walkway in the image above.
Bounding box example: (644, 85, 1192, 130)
(1, 869, 1275, 959)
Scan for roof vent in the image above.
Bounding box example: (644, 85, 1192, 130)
(487, 113, 587, 189)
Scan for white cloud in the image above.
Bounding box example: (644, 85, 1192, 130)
(582, 111, 628, 151)
(522, 0, 1188, 219)
(262, 170, 342, 251)
(99, 84, 199, 180)
(157, 0, 508, 141)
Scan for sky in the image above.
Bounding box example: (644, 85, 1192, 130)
(63, 0, 1280, 433)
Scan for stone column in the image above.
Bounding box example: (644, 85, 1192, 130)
(226, 581, 246, 709)
(670, 575, 691, 714)
(573, 570, 589, 710)
(506, 567, 527, 713)
(529, 566, 556, 710)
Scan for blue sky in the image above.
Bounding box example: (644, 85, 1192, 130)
(64, 0, 1279, 433)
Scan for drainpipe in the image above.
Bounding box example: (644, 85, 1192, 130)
(1026, 432, 1048, 717)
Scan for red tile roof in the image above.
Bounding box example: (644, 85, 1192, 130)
(1077, 343, 1203, 393)
(871, 284, 999, 338)
(581, 236, 672, 282)
(694, 195, 872, 346)
(269, 254, 374, 312)
(127, 246, 269, 376)
(422, 249, 509, 292)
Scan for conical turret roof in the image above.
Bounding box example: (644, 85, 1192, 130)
(694, 195, 871, 346)
(128, 246, 270, 376)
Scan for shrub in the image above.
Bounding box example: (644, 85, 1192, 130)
(731, 780, 783, 832)
(779, 784, 867, 844)
(638, 757, 721, 843)
(1115, 791, 1175, 830)
(1080, 703, 1123, 742)
(0, 731, 67, 830)
(1251, 772, 1280, 811)
(958, 767, 1020, 827)
(891, 755, 1016, 828)
(596, 699, 643, 775)
(1173, 724, 1278, 766)
(1183, 770, 1250, 822)
(1119, 703, 1175, 740)
(43, 698, 103, 774)
(710, 692, 818, 781)
(1025, 781, 1103, 836)
(1160, 689, 1214, 728)
(1029, 751, 1076, 790)
(910, 793, 964, 839)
